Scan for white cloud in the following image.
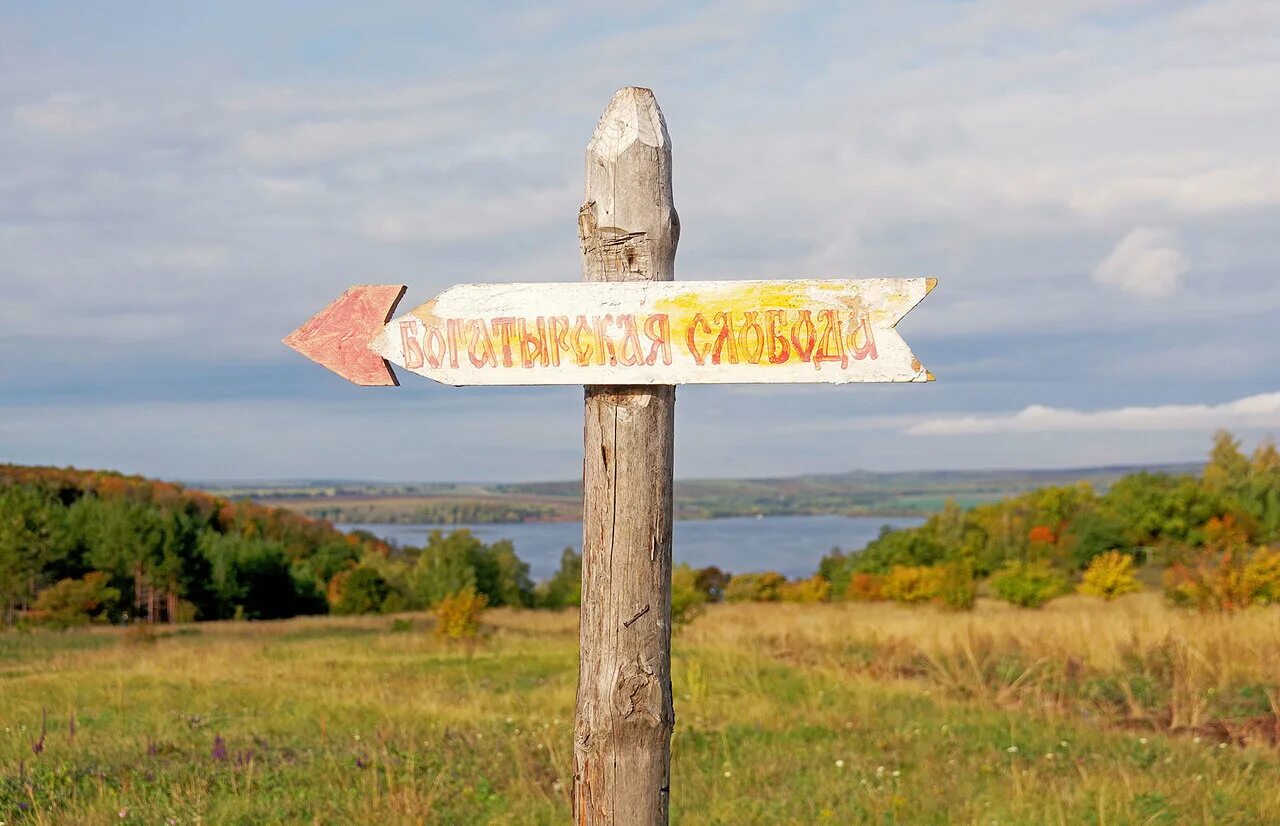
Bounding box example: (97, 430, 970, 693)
(1092, 227, 1189, 296)
(356, 184, 575, 243)
(235, 116, 453, 165)
(135, 245, 230, 271)
(1070, 167, 1280, 216)
(10, 92, 123, 134)
(908, 392, 1280, 435)
(3, 2, 1280, 477)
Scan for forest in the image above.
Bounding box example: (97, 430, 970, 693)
(1, 431, 1277, 628)
(815, 430, 1280, 611)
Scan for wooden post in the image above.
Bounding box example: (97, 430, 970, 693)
(282, 85, 936, 823)
(574, 87, 679, 825)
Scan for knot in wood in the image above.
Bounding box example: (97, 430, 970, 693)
(580, 215, 653, 282)
(614, 656, 663, 726)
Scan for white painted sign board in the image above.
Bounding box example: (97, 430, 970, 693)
(286, 278, 935, 387)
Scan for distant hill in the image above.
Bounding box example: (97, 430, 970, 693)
(212, 462, 1203, 524)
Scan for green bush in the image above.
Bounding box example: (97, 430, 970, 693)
(411, 530, 533, 608)
(330, 566, 391, 615)
(723, 571, 786, 602)
(536, 547, 581, 608)
(990, 560, 1070, 608)
(671, 563, 708, 627)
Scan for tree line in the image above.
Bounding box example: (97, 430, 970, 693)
(3, 431, 1277, 627)
(812, 431, 1280, 610)
(0, 464, 596, 627)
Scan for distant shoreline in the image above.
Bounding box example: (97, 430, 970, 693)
(335, 512, 925, 527)
(245, 462, 1198, 526)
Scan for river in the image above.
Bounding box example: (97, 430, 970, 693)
(341, 514, 925, 580)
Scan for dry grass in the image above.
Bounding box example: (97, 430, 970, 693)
(2, 599, 1279, 823)
(687, 594, 1280, 738)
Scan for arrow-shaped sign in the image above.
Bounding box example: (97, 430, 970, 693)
(285, 278, 935, 387)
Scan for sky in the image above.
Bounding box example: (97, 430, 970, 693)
(1, 0, 1278, 483)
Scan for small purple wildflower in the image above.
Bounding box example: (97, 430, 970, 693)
(354, 756, 368, 769)
(18, 801, 30, 811)
(235, 749, 255, 768)
(211, 734, 228, 762)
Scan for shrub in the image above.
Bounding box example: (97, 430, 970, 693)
(694, 566, 731, 603)
(845, 572, 884, 602)
(1165, 545, 1280, 611)
(990, 560, 1070, 608)
(330, 567, 391, 615)
(1243, 548, 1280, 605)
(881, 566, 944, 604)
(935, 562, 976, 611)
(671, 563, 708, 628)
(779, 575, 831, 603)
(723, 572, 786, 603)
(1078, 551, 1142, 600)
(411, 530, 533, 609)
(433, 585, 488, 641)
(28, 573, 120, 628)
(380, 590, 410, 614)
(536, 547, 581, 608)
(172, 599, 198, 624)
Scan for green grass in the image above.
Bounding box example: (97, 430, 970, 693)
(2, 605, 1278, 824)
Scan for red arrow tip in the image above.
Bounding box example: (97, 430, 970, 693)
(283, 285, 407, 386)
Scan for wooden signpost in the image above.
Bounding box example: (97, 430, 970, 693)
(285, 86, 935, 825)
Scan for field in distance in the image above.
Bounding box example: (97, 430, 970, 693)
(3, 594, 1278, 823)
(207, 463, 1198, 524)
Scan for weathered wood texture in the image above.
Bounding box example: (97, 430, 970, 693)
(573, 87, 678, 825)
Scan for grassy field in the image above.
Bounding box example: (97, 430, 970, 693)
(2, 596, 1279, 824)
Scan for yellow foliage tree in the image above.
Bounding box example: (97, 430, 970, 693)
(434, 585, 488, 641)
(1242, 548, 1280, 605)
(778, 575, 831, 603)
(845, 573, 884, 602)
(881, 566, 944, 604)
(1077, 551, 1142, 600)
